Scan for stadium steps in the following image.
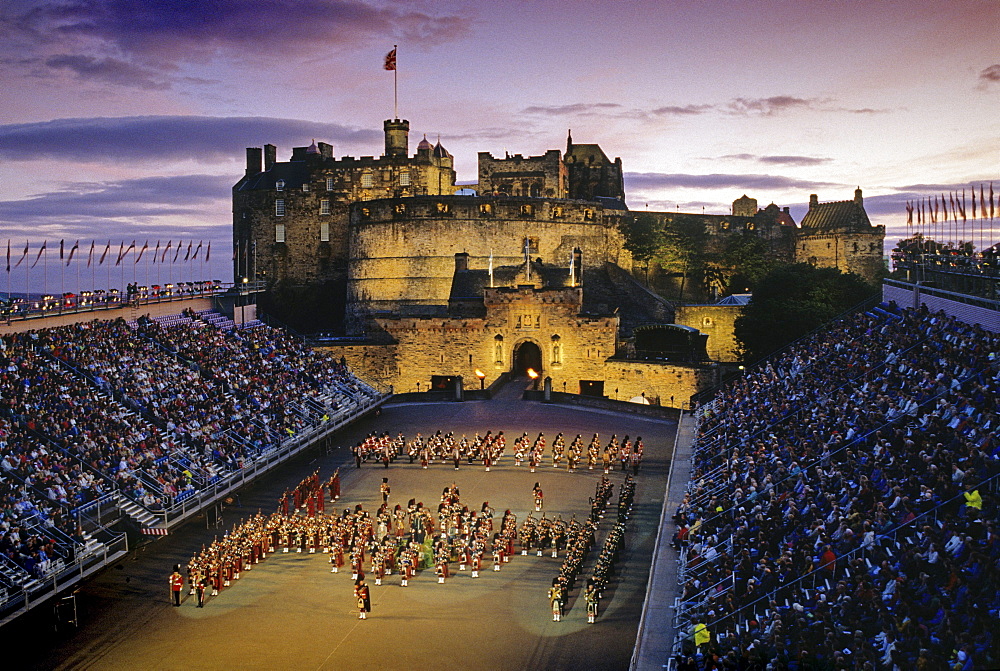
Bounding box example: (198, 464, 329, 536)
(117, 496, 161, 529)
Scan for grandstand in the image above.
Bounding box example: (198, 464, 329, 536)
(665, 301, 1000, 669)
(0, 307, 387, 624)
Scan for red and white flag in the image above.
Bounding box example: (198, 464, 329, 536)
(135, 240, 148, 264)
(162, 240, 173, 263)
(384, 48, 397, 71)
(87, 240, 95, 267)
(99, 241, 111, 265)
(67, 240, 79, 266)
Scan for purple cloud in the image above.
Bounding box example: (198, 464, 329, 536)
(725, 96, 814, 116)
(980, 65, 1000, 84)
(0, 1, 469, 80)
(44, 54, 170, 90)
(719, 153, 831, 167)
(650, 104, 713, 116)
(625, 172, 836, 191)
(0, 175, 232, 239)
(522, 103, 623, 116)
(0, 116, 382, 163)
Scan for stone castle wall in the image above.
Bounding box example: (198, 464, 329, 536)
(674, 304, 743, 362)
(794, 226, 886, 282)
(347, 196, 631, 314)
(602, 359, 720, 409)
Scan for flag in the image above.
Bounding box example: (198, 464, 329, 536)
(153, 240, 160, 264)
(31, 240, 47, 268)
(949, 192, 956, 218)
(991, 182, 995, 219)
(59, 239, 65, 260)
(5, 240, 8, 273)
(905, 201, 913, 226)
(66, 240, 79, 266)
(384, 48, 396, 71)
(205, 241, 211, 262)
(173, 241, 182, 263)
(933, 196, 939, 222)
(972, 187, 978, 219)
(99, 241, 111, 265)
(117, 240, 134, 266)
(184, 241, 192, 261)
(135, 240, 148, 264)
(960, 190, 966, 221)
(162, 240, 172, 263)
(87, 240, 95, 267)
(941, 194, 948, 222)
(192, 241, 202, 261)
(14, 241, 27, 269)
(982, 184, 987, 220)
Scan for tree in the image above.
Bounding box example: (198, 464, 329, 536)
(658, 214, 710, 301)
(619, 213, 663, 285)
(734, 263, 877, 363)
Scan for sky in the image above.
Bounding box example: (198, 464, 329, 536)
(0, 0, 997, 294)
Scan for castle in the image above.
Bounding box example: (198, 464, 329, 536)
(232, 118, 884, 404)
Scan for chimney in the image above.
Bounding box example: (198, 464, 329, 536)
(809, 194, 819, 209)
(854, 187, 863, 207)
(264, 144, 277, 170)
(454, 251, 469, 272)
(245, 147, 262, 176)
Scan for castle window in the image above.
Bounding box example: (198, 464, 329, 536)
(521, 204, 534, 216)
(523, 237, 539, 254)
(703, 317, 713, 328)
(302, 183, 310, 192)
(326, 177, 334, 191)
(361, 193, 373, 201)
(395, 203, 407, 216)
(275, 179, 285, 192)
(853, 242, 859, 253)
(320, 199, 331, 215)
(530, 183, 542, 198)
(361, 172, 373, 189)
(827, 242, 832, 249)
(721, 220, 729, 230)
(584, 209, 594, 221)
(360, 207, 371, 219)
(746, 222, 754, 231)
(552, 206, 563, 218)
(436, 202, 451, 214)
(275, 223, 285, 243)
(275, 199, 285, 216)
(320, 221, 330, 242)
(400, 171, 410, 186)
(480, 203, 492, 216)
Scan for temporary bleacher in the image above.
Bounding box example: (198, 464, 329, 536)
(0, 311, 388, 621)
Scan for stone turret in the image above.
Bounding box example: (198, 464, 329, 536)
(384, 119, 409, 158)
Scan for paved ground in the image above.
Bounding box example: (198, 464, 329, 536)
(6, 380, 677, 671)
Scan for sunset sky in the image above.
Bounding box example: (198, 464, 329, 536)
(0, 0, 997, 292)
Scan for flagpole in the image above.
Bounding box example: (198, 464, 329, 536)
(394, 44, 398, 120)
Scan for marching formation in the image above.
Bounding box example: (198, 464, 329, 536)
(174, 428, 647, 622)
(350, 429, 644, 474)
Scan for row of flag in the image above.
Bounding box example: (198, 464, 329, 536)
(5, 240, 212, 273)
(906, 183, 995, 226)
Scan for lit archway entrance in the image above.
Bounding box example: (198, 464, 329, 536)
(513, 341, 542, 377)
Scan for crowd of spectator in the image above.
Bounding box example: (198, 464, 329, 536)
(673, 303, 1000, 670)
(0, 311, 381, 589)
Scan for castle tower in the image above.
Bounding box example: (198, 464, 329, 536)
(384, 119, 409, 158)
